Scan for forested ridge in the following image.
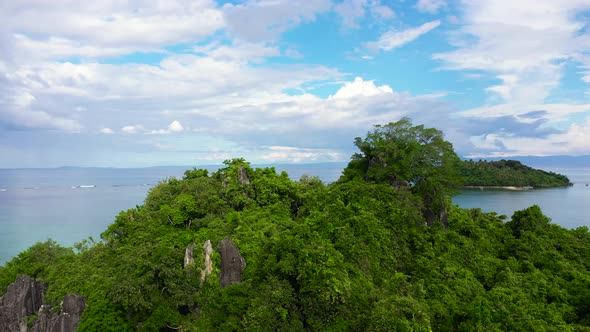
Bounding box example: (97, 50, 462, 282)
(1, 119, 589, 331)
(461, 159, 572, 188)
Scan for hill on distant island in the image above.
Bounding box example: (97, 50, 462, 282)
(460, 159, 573, 188)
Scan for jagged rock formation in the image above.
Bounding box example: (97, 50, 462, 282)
(31, 294, 86, 332)
(237, 166, 250, 185)
(0, 275, 46, 332)
(200, 240, 213, 285)
(218, 238, 246, 288)
(0, 276, 86, 332)
(184, 243, 196, 268)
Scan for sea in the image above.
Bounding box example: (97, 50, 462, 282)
(0, 164, 588, 265)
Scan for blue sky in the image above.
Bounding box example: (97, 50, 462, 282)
(1, 0, 590, 167)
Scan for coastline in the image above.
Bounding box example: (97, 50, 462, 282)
(462, 185, 533, 191)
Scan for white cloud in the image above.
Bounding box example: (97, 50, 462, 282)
(415, 0, 447, 14)
(335, 0, 368, 28)
(1, 0, 224, 61)
(467, 116, 590, 157)
(149, 120, 185, 134)
(222, 0, 331, 41)
(335, 0, 395, 28)
(121, 125, 145, 134)
(366, 20, 441, 51)
(370, 3, 395, 19)
(261, 146, 344, 163)
(330, 77, 393, 99)
(434, 0, 590, 104)
(168, 120, 184, 133)
(194, 41, 281, 64)
(100, 127, 114, 134)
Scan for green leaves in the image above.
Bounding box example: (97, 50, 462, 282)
(1, 122, 589, 331)
(342, 117, 462, 226)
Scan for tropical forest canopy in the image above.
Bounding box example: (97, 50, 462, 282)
(460, 159, 572, 188)
(1, 118, 589, 331)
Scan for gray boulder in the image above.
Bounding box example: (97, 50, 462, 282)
(218, 238, 246, 288)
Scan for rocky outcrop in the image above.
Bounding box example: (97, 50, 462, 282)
(218, 238, 246, 288)
(200, 240, 213, 285)
(31, 294, 86, 332)
(0, 275, 47, 332)
(237, 166, 250, 185)
(0, 276, 86, 332)
(184, 243, 196, 268)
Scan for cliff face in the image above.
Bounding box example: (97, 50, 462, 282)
(0, 276, 85, 332)
(0, 275, 46, 331)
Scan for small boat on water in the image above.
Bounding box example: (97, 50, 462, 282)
(72, 185, 96, 189)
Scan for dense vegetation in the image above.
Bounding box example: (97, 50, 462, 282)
(461, 159, 572, 188)
(1, 119, 589, 331)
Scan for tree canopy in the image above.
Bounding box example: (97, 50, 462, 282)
(1, 120, 589, 331)
(341, 117, 462, 226)
(461, 159, 572, 188)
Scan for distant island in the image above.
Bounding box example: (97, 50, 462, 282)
(460, 159, 573, 189)
(1, 119, 588, 331)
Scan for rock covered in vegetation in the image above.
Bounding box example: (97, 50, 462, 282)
(0, 275, 46, 331)
(218, 238, 245, 288)
(32, 294, 86, 332)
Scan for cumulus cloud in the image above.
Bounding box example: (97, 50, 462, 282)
(366, 20, 441, 51)
(149, 120, 185, 135)
(168, 120, 184, 133)
(100, 127, 114, 134)
(330, 77, 393, 99)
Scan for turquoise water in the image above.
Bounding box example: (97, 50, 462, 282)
(453, 167, 590, 230)
(0, 165, 588, 264)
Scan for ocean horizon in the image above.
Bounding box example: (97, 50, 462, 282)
(1, 163, 588, 265)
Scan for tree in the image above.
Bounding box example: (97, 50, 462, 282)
(341, 117, 462, 226)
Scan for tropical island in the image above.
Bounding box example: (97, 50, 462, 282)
(460, 159, 573, 190)
(1, 118, 589, 331)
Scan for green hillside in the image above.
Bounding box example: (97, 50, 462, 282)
(1, 119, 589, 331)
(461, 159, 572, 188)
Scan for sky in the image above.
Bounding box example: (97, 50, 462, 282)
(1, 0, 590, 168)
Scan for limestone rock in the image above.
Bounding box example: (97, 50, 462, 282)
(31, 294, 86, 332)
(0, 275, 46, 332)
(237, 166, 250, 185)
(200, 240, 213, 285)
(184, 243, 196, 268)
(218, 238, 246, 288)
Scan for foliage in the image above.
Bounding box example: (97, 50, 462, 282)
(461, 159, 572, 188)
(1, 120, 589, 331)
(340, 117, 462, 226)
